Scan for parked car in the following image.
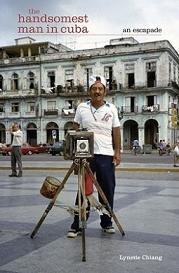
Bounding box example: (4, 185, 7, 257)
(49, 141, 64, 156)
(1, 143, 45, 155)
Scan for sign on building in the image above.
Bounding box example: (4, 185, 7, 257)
(52, 130, 56, 139)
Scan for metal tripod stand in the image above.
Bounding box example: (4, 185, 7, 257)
(30, 159, 125, 262)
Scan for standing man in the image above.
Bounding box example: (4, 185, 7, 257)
(173, 140, 179, 167)
(67, 75, 121, 238)
(9, 123, 23, 177)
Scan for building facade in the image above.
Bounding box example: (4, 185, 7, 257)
(0, 37, 179, 149)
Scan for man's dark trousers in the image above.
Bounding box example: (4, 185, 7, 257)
(11, 146, 22, 175)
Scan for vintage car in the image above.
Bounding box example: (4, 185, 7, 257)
(1, 143, 47, 155)
(49, 141, 64, 156)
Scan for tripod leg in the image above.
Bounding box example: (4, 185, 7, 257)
(85, 163, 125, 236)
(30, 163, 76, 239)
(30, 202, 54, 238)
(81, 228, 86, 262)
(78, 161, 87, 262)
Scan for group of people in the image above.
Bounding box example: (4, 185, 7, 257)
(158, 139, 171, 155)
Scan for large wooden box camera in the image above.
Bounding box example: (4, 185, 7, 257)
(64, 131, 94, 160)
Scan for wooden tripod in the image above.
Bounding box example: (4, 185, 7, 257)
(30, 159, 125, 262)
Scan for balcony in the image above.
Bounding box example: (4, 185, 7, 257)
(7, 112, 21, 118)
(61, 108, 75, 118)
(23, 111, 36, 118)
(142, 104, 160, 113)
(121, 106, 138, 114)
(44, 109, 58, 116)
(41, 87, 58, 97)
(0, 89, 37, 98)
(0, 56, 37, 66)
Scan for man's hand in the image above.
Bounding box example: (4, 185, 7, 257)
(113, 151, 121, 166)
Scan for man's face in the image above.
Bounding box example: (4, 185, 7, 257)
(89, 82, 106, 104)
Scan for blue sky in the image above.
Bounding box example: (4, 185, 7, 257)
(1, 0, 179, 51)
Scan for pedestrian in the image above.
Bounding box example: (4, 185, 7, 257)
(158, 140, 164, 155)
(9, 123, 23, 177)
(67, 75, 121, 238)
(173, 141, 179, 167)
(132, 139, 140, 155)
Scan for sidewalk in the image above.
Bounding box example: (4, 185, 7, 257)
(0, 159, 179, 172)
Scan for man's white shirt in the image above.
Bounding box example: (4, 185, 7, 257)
(74, 101, 120, 156)
(12, 130, 23, 146)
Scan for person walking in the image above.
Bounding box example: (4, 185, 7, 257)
(173, 141, 179, 167)
(9, 123, 23, 177)
(67, 75, 121, 238)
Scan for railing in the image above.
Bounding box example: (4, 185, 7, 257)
(44, 109, 58, 116)
(0, 56, 37, 66)
(24, 111, 36, 117)
(142, 104, 160, 113)
(0, 89, 37, 97)
(121, 106, 138, 113)
(7, 112, 21, 118)
(61, 108, 75, 117)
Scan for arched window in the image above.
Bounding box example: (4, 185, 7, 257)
(11, 73, 19, 90)
(27, 71, 35, 89)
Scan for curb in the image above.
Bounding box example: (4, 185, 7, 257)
(0, 167, 179, 172)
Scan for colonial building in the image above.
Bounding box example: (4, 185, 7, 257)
(0, 36, 179, 149)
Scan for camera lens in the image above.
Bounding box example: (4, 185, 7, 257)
(79, 142, 86, 150)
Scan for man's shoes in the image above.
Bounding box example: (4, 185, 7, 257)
(67, 229, 82, 238)
(102, 226, 115, 234)
(17, 172, 22, 177)
(9, 174, 17, 177)
(173, 165, 178, 167)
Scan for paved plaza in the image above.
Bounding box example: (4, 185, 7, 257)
(0, 167, 179, 273)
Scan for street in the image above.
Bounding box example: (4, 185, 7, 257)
(0, 166, 179, 273)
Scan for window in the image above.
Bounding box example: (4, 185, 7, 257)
(28, 71, 35, 89)
(27, 102, 35, 112)
(147, 95, 157, 106)
(169, 62, 172, 83)
(47, 71, 55, 88)
(125, 97, 136, 112)
(130, 97, 135, 112)
(11, 102, 19, 112)
(65, 70, 74, 90)
(146, 62, 156, 87)
(0, 75, 3, 90)
(47, 100, 56, 110)
(104, 66, 113, 90)
(125, 63, 135, 89)
(86, 68, 92, 90)
(11, 73, 19, 90)
(173, 64, 176, 82)
(0, 103, 4, 112)
(65, 100, 73, 109)
(65, 69, 74, 81)
(128, 73, 135, 88)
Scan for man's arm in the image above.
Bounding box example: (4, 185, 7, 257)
(112, 126, 121, 166)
